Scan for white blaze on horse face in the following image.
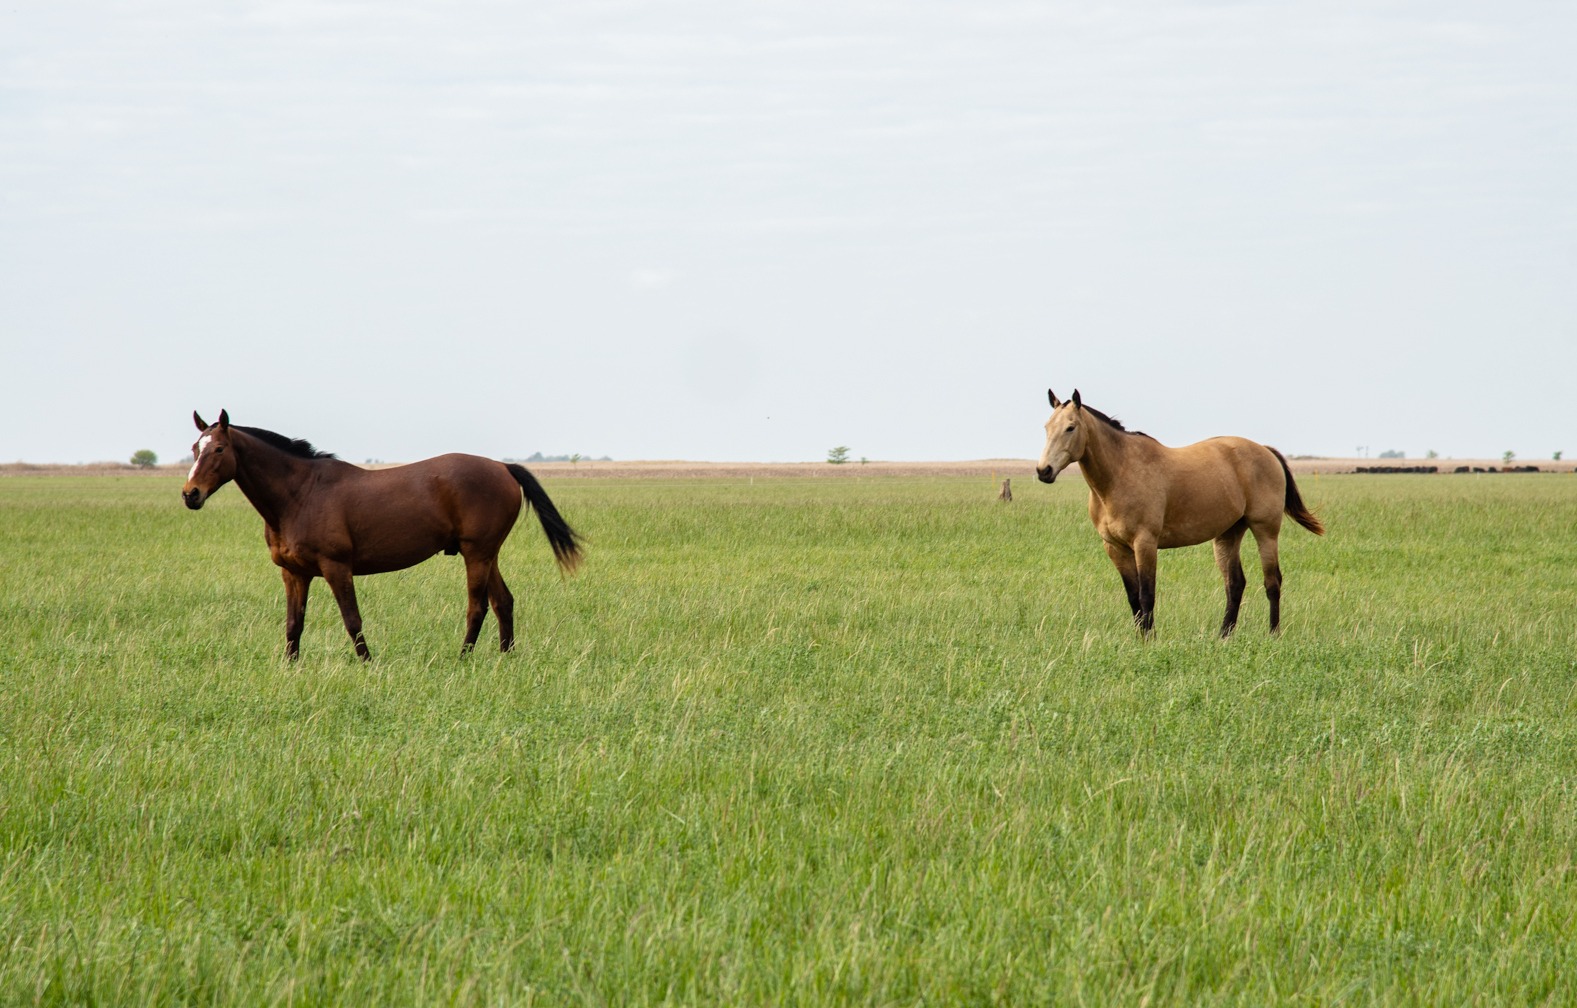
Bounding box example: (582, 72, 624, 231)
(1039, 423, 1058, 473)
(1040, 407, 1081, 475)
(188, 434, 213, 481)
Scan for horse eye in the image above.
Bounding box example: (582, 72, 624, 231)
(1065, 424, 1076, 433)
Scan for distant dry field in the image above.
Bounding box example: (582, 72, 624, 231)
(5, 456, 1574, 480)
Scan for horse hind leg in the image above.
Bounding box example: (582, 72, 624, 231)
(1213, 520, 1250, 638)
(1251, 525, 1285, 634)
(489, 566, 516, 652)
(460, 555, 494, 653)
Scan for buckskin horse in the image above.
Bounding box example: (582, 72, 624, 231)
(1036, 389, 1323, 637)
(182, 410, 582, 660)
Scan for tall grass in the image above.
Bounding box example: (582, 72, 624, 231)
(1, 472, 1574, 1004)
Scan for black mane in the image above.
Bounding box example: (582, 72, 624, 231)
(1082, 404, 1152, 441)
(235, 425, 337, 460)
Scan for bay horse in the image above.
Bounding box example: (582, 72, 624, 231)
(1036, 390, 1324, 637)
(181, 410, 582, 660)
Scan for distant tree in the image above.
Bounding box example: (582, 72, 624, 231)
(827, 446, 850, 465)
(1502, 450, 1516, 466)
(1425, 449, 1438, 460)
(1379, 449, 1405, 460)
(1555, 451, 1564, 462)
(130, 449, 158, 468)
(518, 451, 607, 463)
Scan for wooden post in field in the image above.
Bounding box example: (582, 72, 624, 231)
(998, 478, 1012, 502)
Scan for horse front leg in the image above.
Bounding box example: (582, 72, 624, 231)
(281, 568, 312, 660)
(1131, 535, 1160, 638)
(1103, 541, 1146, 634)
(320, 561, 371, 661)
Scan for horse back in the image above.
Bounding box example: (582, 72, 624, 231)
(1145, 437, 1288, 547)
(350, 454, 520, 523)
(317, 455, 523, 573)
(1191, 437, 1288, 510)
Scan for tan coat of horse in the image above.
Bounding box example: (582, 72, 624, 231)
(1036, 389, 1323, 636)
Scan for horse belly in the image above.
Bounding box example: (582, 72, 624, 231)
(1158, 519, 1231, 550)
(328, 458, 519, 575)
(351, 545, 446, 576)
(348, 521, 453, 575)
(1158, 496, 1246, 548)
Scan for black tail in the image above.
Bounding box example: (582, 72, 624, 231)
(1270, 448, 1325, 536)
(506, 463, 585, 573)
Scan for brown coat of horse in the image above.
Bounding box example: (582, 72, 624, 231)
(1036, 390, 1323, 636)
(182, 410, 582, 660)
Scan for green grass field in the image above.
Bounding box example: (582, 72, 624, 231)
(2, 471, 1574, 1005)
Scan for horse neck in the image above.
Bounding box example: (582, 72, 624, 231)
(1076, 416, 1139, 495)
(230, 431, 319, 528)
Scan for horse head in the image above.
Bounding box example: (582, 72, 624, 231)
(1037, 388, 1087, 483)
(182, 409, 236, 509)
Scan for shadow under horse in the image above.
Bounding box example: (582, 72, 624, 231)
(1036, 389, 1324, 637)
(182, 410, 583, 660)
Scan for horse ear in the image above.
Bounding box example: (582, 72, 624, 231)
(1072, 389, 1082, 410)
(218, 409, 230, 430)
(1048, 389, 1061, 408)
(193, 411, 207, 432)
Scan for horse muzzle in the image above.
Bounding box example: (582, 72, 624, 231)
(1036, 465, 1057, 484)
(182, 488, 207, 510)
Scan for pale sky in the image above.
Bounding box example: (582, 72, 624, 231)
(3, 1, 1572, 464)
